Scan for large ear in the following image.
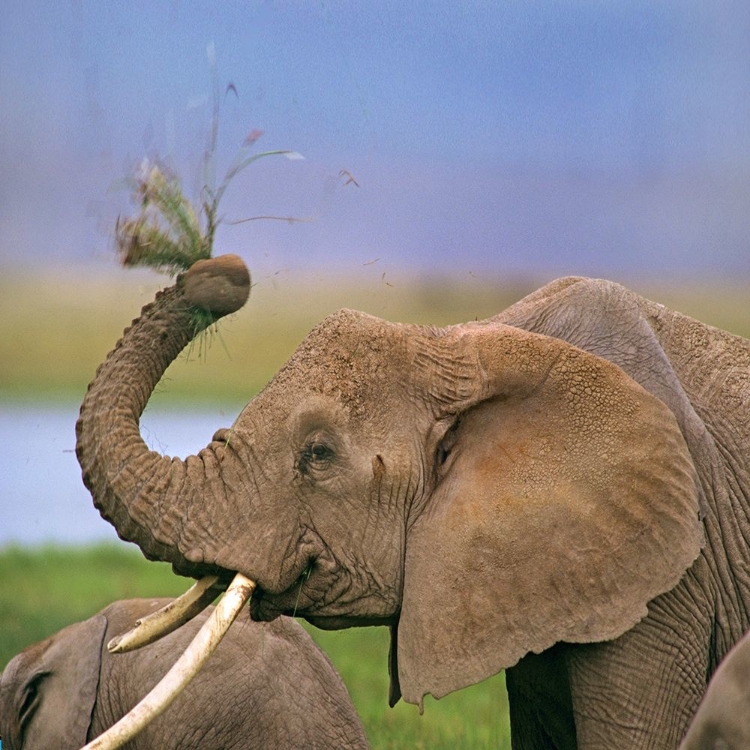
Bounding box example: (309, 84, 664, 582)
(0, 614, 107, 749)
(397, 326, 703, 707)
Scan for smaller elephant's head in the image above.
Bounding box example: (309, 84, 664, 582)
(0, 616, 107, 750)
(1, 598, 370, 750)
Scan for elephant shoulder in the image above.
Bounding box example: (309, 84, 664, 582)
(496, 276, 648, 345)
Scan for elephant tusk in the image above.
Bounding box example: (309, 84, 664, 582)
(81, 572, 256, 750)
(108, 574, 221, 653)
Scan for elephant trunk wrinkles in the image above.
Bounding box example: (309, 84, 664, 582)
(75, 255, 251, 575)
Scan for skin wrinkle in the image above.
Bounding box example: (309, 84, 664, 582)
(360, 465, 381, 553)
(77, 282, 235, 578)
(712, 435, 750, 526)
(647, 602, 709, 693)
(288, 527, 323, 599)
(220, 421, 318, 597)
(702, 552, 740, 673)
(709, 508, 750, 630)
(337, 541, 397, 615)
(197, 449, 239, 564)
(173, 457, 199, 561)
(231, 431, 265, 504)
(409, 330, 475, 414)
(212, 441, 239, 530)
(405, 453, 427, 524)
(117, 447, 172, 547)
(699, 463, 750, 647)
(569, 641, 682, 746)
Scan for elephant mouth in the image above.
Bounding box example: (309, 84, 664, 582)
(249, 550, 400, 626)
(249, 541, 342, 621)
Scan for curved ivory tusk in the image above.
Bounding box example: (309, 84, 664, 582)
(81, 572, 256, 750)
(108, 575, 221, 653)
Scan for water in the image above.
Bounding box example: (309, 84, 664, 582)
(0, 403, 242, 546)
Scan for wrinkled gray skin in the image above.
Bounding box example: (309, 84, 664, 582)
(75, 258, 750, 749)
(679, 628, 750, 750)
(0, 598, 368, 749)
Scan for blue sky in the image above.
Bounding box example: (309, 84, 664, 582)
(2, 1, 749, 282)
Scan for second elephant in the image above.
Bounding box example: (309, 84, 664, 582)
(0, 597, 368, 749)
(679, 628, 750, 750)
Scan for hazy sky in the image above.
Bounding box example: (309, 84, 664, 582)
(2, 1, 749, 281)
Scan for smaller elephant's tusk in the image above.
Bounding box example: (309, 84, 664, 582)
(81, 572, 256, 750)
(108, 574, 221, 653)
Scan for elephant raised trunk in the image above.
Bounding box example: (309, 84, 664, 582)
(75, 255, 251, 577)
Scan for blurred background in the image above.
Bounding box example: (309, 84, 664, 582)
(3, 1, 750, 279)
(1, 3, 748, 745)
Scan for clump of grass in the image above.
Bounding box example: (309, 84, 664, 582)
(116, 160, 209, 274)
(115, 57, 302, 278)
(113, 69, 304, 360)
(116, 144, 302, 277)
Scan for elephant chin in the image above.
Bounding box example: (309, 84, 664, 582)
(305, 615, 395, 630)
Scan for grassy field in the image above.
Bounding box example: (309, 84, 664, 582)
(0, 545, 510, 749)
(1, 267, 748, 404)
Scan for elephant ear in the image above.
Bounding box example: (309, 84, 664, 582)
(1, 615, 107, 749)
(397, 334, 703, 707)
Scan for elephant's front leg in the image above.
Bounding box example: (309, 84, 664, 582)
(505, 644, 578, 750)
(564, 602, 711, 750)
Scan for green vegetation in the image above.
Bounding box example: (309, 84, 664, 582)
(0, 544, 188, 663)
(115, 150, 300, 277)
(0, 545, 510, 749)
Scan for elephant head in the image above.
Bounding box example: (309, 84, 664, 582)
(0, 616, 107, 749)
(75, 256, 702, 708)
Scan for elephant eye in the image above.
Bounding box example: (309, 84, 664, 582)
(299, 439, 335, 475)
(311, 443, 331, 459)
(436, 418, 461, 471)
(19, 671, 47, 727)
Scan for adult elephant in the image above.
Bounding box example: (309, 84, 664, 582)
(76, 255, 750, 749)
(0, 596, 368, 749)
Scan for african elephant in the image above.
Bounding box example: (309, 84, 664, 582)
(679, 628, 750, 749)
(75, 255, 750, 748)
(0, 596, 368, 749)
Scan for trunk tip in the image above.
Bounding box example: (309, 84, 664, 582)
(181, 254, 251, 317)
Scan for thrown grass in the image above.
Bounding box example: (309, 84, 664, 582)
(0, 545, 510, 749)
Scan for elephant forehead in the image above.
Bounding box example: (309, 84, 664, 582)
(267, 309, 408, 416)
